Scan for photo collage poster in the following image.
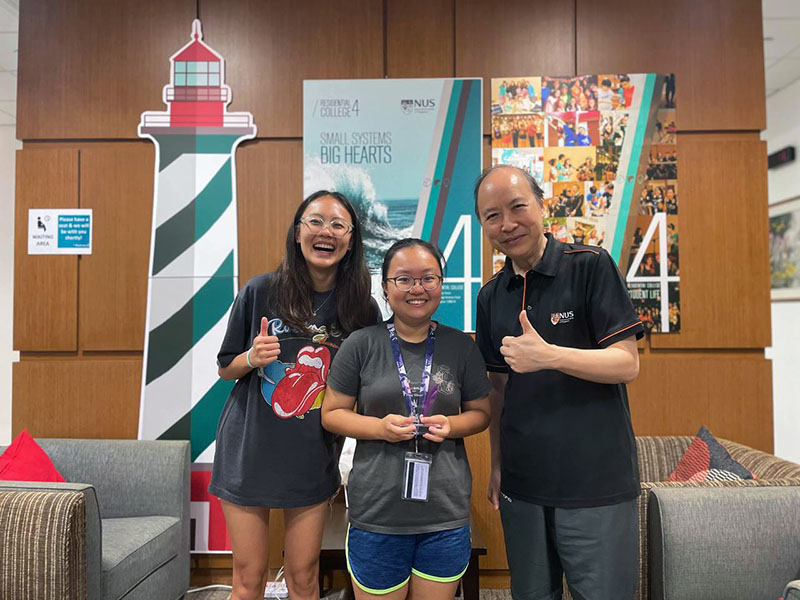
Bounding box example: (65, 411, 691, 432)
(490, 74, 680, 333)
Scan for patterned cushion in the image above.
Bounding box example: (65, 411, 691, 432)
(667, 426, 754, 482)
(0, 430, 65, 482)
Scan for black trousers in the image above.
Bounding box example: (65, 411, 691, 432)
(499, 494, 638, 600)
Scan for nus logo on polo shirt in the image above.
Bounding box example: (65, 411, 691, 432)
(550, 311, 575, 325)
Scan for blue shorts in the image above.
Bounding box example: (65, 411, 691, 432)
(346, 524, 471, 594)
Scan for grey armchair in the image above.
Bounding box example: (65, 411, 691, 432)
(649, 486, 800, 600)
(0, 438, 190, 600)
(785, 581, 800, 600)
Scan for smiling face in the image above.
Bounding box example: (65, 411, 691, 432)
(477, 167, 546, 271)
(295, 195, 353, 277)
(382, 245, 443, 327)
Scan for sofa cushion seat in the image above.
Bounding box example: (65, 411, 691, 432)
(102, 516, 181, 600)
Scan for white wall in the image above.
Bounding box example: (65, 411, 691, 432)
(0, 125, 19, 446)
(763, 77, 800, 464)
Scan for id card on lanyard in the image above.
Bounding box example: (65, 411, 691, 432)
(386, 320, 438, 502)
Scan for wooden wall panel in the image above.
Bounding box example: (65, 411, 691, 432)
(12, 359, 142, 439)
(466, 430, 506, 570)
(387, 0, 454, 78)
(236, 140, 303, 285)
(80, 144, 155, 350)
(201, 0, 384, 138)
(13, 148, 79, 351)
(630, 352, 773, 453)
(576, 0, 765, 131)
(455, 0, 576, 133)
(650, 134, 771, 349)
(17, 0, 196, 140)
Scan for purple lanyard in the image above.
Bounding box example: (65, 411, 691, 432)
(386, 320, 437, 418)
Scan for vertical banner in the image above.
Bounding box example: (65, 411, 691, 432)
(303, 79, 483, 331)
(138, 20, 256, 552)
(490, 74, 680, 332)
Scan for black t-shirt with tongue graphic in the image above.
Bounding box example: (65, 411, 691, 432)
(209, 272, 380, 507)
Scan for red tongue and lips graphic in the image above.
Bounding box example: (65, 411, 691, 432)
(272, 345, 331, 419)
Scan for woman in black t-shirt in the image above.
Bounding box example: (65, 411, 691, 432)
(210, 190, 378, 600)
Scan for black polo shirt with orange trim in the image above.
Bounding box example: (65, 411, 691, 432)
(476, 234, 644, 508)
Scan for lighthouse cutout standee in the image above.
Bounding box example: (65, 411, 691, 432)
(138, 20, 255, 478)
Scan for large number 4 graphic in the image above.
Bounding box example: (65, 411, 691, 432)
(442, 215, 483, 331)
(625, 213, 679, 332)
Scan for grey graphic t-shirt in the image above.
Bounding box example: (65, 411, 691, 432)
(327, 322, 491, 534)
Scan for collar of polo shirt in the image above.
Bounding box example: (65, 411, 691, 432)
(502, 233, 563, 288)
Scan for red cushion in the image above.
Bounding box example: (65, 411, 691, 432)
(0, 430, 65, 482)
(667, 425, 754, 483)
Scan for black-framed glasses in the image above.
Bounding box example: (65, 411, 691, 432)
(385, 275, 443, 292)
(298, 216, 354, 237)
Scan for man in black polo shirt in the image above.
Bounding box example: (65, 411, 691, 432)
(474, 165, 644, 600)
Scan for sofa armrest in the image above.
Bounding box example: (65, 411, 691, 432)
(784, 580, 800, 600)
(648, 486, 800, 600)
(0, 482, 102, 600)
(0, 490, 89, 600)
(37, 439, 190, 521)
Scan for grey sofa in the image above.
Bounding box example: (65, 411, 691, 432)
(649, 486, 800, 600)
(558, 436, 800, 600)
(0, 438, 190, 600)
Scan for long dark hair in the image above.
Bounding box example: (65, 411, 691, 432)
(272, 190, 373, 335)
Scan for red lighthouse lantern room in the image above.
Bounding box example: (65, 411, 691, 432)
(166, 21, 226, 127)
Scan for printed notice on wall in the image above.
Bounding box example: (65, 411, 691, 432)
(28, 209, 93, 255)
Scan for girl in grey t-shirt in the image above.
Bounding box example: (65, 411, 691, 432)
(323, 238, 491, 600)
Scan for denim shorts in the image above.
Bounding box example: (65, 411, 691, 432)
(346, 524, 471, 594)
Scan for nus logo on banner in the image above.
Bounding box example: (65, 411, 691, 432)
(401, 98, 436, 115)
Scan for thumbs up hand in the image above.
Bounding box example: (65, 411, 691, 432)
(250, 316, 281, 368)
(500, 311, 558, 373)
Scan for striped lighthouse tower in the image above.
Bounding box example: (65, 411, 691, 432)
(138, 20, 256, 469)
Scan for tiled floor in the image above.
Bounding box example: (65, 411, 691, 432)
(185, 588, 512, 599)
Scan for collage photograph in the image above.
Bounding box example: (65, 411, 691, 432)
(542, 74, 598, 112)
(544, 216, 606, 248)
(653, 108, 677, 144)
(544, 110, 600, 147)
(491, 76, 542, 114)
(491, 147, 544, 183)
(491, 113, 544, 148)
(639, 180, 678, 215)
(543, 146, 597, 182)
(596, 73, 636, 110)
(600, 111, 629, 149)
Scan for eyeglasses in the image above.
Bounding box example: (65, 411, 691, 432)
(298, 216, 353, 237)
(385, 275, 443, 292)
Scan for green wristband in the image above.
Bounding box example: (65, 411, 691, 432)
(246, 347, 255, 369)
